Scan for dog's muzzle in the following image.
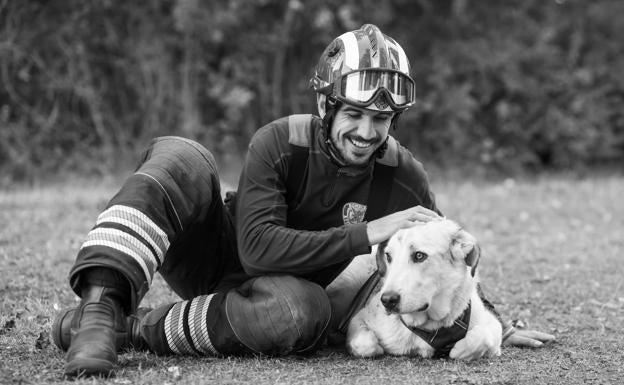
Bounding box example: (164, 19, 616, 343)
(381, 291, 400, 312)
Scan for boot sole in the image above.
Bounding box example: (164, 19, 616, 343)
(65, 357, 115, 377)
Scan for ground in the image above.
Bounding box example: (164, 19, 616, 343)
(0, 173, 622, 384)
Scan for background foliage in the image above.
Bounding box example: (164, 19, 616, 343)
(1, 0, 623, 182)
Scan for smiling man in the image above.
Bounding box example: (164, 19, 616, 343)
(329, 105, 393, 166)
(52, 24, 553, 377)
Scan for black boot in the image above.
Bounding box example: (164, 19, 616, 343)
(63, 268, 131, 377)
(52, 307, 150, 353)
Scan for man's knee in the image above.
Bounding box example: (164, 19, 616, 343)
(136, 136, 222, 219)
(225, 275, 332, 355)
(140, 136, 218, 182)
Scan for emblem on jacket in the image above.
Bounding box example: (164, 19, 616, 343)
(343, 203, 367, 224)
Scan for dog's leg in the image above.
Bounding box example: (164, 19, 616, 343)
(449, 291, 502, 360)
(346, 313, 384, 358)
(326, 253, 376, 334)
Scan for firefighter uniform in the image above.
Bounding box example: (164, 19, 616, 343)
(66, 114, 438, 355)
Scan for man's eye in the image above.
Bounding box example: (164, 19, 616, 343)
(385, 252, 392, 263)
(411, 251, 428, 263)
(347, 113, 361, 119)
(375, 115, 391, 121)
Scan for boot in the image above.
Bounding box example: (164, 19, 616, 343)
(64, 284, 126, 377)
(52, 307, 150, 352)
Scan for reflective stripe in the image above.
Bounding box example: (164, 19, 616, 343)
(189, 295, 218, 355)
(339, 31, 359, 70)
(97, 205, 169, 264)
(81, 240, 152, 283)
(164, 302, 181, 354)
(84, 227, 157, 275)
(97, 216, 164, 264)
(164, 296, 218, 356)
(287, 114, 313, 147)
(165, 300, 196, 355)
(397, 43, 409, 74)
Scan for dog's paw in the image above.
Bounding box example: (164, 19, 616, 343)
(347, 332, 384, 358)
(449, 325, 501, 361)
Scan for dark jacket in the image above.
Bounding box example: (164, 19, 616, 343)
(235, 114, 438, 286)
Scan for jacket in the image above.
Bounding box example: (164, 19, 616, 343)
(235, 114, 438, 287)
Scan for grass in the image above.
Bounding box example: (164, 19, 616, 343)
(1, 173, 623, 384)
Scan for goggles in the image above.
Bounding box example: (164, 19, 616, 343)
(334, 69, 416, 111)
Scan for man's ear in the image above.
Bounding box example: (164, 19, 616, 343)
(316, 94, 327, 118)
(451, 229, 480, 277)
(375, 240, 389, 276)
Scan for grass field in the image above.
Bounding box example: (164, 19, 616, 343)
(1, 173, 623, 384)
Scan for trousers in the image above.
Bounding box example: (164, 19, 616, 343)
(67, 136, 332, 355)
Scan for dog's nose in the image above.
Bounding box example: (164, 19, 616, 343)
(381, 291, 400, 311)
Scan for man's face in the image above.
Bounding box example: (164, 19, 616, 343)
(330, 104, 394, 166)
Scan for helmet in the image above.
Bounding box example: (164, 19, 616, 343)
(310, 24, 415, 112)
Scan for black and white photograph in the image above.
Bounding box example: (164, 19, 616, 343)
(1, 0, 622, 383)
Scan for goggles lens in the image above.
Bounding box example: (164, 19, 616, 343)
(339, 70, 415, 108)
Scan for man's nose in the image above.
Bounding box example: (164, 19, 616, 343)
(356, 116, 376, 140)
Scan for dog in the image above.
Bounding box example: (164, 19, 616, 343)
(341, 219, 502, 359)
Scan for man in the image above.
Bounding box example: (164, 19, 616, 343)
(52, 24, 554, 377)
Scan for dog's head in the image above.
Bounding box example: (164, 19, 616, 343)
(375, 219, 480, 322)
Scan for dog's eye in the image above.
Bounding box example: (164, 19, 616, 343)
(411, 251, 428, 263)
(385, 252, 392, 264)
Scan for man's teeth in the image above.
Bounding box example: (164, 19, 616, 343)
(349, 138, 373, 148)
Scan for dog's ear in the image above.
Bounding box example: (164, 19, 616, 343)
(451, 229, 480, 277)
(375, 240, 389, 276)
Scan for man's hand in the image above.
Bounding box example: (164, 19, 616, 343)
(366, 206, 441, 246)
(504, 328, 555, 348)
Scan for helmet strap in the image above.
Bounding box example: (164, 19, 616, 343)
(321, 96, 339, 135)
(322, 97, 349, 166)
(373, 113, 400, 159)
(390, 113, 400, 132)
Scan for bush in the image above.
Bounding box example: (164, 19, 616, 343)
(1, 0, 622, 181)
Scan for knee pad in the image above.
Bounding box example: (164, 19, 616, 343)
(138, 136, 221, 217)
(225, 275, 332, 355)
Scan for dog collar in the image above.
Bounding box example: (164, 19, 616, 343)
(399, 302, 472, 357)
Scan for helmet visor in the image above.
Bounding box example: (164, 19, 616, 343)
(338, 70, 415, 110)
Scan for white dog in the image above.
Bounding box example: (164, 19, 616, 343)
(340, 219, 502, 359)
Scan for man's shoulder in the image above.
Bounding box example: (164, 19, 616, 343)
(376, 136, 436, 210)
(377, 136, 425, 172)
(252, 114, 321, 148)
(380, 136, 431, 191)
(287, 114, 321, 147)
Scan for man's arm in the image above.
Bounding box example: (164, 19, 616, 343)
(235, 125, 370, 276)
